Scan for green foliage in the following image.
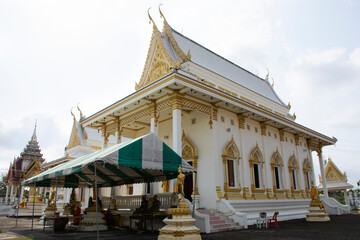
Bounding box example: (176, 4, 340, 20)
(0, 229, 4, 233)
(329, 191, 345, 205)
(0, 175, 7, 197)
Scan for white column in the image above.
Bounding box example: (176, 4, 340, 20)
(115, 131, 121, 144)
(150, 117, 158, 136)
(171, 108, 182, 192)
(344, 190, 349, 205)
(260, 126, 271, 191)
(5, 185, 9, 200)
(172, 109, 182, 154)
(318, 149, 328, 198)
(20, 186, 24, 199)
(150, 117, 159, 195)
(10, 185, 14, 201)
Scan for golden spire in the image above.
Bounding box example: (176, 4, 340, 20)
(77, 104, 83, 120)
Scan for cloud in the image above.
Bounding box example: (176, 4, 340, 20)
(349, 48, 360, 67)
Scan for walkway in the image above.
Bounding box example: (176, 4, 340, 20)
(0, 213, 359, 239)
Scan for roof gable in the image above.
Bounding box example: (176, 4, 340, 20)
(325, 159, 347, 183)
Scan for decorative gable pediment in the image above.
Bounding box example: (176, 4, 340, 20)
(67, 120, 81, 150)
(325, 159, 346, 182)
(136, 30, 174, 90)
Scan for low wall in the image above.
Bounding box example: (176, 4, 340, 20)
(230, 199, 311, 225)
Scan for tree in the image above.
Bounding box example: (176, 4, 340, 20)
(0, 175, 7, 197)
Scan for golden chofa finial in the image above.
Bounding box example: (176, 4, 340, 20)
(77, 104, 83, 120)
(271, 78, 274, 87)
(265, 68, 269, 80)
(287, 102, 291, 109)
(147, 7, 156, 27)
(159, 4, 167, 23)
(292, 112, 296, 120)
(70, 108, 76, 121)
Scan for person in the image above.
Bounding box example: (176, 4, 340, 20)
(133, 195, 148, 215)
(73, 201, 82, 225)
(150, 195, 161, 212)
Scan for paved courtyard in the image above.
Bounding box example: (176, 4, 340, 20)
(0, 213, 359, 240)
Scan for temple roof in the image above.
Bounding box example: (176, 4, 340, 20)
(169, 28, 285, 106)
(19, 124, 45, 163)
(318, 158, 354, 191)
(136, 11, 286, 107)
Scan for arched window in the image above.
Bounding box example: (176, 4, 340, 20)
(271, 149, 285, 198)
(288, 154, 300, 197)
(221, 137, 241, 199)
(249, 144, 265, 197)
(181, 132, 198, 201)
(302, 158, 312, 195)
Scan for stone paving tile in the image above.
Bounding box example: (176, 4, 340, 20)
(0, 214, 360, 240)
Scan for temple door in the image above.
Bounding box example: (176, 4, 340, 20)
(184, 161, 193, 202)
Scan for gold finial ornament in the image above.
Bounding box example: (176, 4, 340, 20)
(175, 58, 181, 69)
(77, 104, 83, 120)
(71, 108, 76, 121)
(186, 49, 191, 60)
(271, 78, 274, 87)
(265, 68, 269, 80)
(287, 102, 291, 109)
(292, 112, 296, 120)
(159, 4, 167, 23)
(174, 165, 185, 200)
(147, 7, 156, 27)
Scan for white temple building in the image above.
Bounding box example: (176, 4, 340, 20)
(74, 10, 340, 229)
(6, 9, 351, 232)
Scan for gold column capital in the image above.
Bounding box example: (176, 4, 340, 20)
(170, 93, 183, 110)
(279, 130, 285, 142)
(260, 123, 266, 136)
(237, 114, 245, 129)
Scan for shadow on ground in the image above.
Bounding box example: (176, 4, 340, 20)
(0, 214, 359, 240)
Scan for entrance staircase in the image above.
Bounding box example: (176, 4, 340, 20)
(197, 209, 242, 233)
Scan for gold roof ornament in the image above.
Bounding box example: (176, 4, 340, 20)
(71, 108, 76, 121)
(186, 49, 191, 60)
(292, 112, 296, 120)
(265, 68, 269, 80)
(148, 7, 157, 27)
(77, 104, 83, 120)
(271, 78, 274, 87)
(159, 4, 167, 23)
(287, 102, 291, 109)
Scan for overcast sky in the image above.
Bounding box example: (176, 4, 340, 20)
(1, 0, 359, 188)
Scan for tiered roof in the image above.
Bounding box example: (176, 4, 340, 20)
(6, 123, 45, 184)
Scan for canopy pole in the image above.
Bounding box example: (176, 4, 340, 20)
(31, 185, 36, 230)
(53, 177, 58, 236)
(192, 172, 197, 217)
(94, 162, 100, 240)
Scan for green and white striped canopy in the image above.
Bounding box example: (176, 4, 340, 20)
(22, 133, 195, 188)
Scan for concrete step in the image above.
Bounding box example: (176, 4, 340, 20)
(198, 208, 241, 233)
